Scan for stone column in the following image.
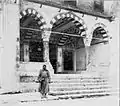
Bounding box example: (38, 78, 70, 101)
(57, 46, 63, 73)
(42, 31, 50, 62)
(85, 46, 90, 70)
(84, 36, 91, 70)
(24, 42, 29, 62)
(73, 50, 76, 72)
(43, 41, 49, 62)
(1, 2, 19, 91)
(42, 31, 54, 75)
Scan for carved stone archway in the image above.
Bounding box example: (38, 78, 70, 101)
(49, 12, 88, 73)
(50, 12, 87, 37)
(90, 23, 110, 45)
(19, 8, 47, 62)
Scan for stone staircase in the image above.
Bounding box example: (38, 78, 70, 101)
(18, 71, 111, 97)
(49, 75, 111, 96)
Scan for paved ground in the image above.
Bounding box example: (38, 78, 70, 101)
(0, 92, 119, 106)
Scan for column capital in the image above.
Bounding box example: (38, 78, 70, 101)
(84, 35, 92, 47)
(42, 31, 51, 42)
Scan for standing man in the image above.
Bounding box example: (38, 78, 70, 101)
(38, 65, 51, 98)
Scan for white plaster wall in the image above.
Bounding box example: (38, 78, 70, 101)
(1, 3, 19, 91)
(108, 18, 119, 94)
(89, 43, 110, 67)
(75, 12, 110, 37)
(76, 42, 110, 74)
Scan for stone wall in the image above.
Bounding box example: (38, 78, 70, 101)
(0, 1, 119, 94)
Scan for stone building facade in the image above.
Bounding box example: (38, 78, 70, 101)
(0, 0, 119, 95)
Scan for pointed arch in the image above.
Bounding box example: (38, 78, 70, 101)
(49, 12, 87, 37)
(20, 8, 47, 30)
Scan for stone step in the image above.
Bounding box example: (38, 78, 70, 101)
(49, 92, 110, 98)
(18, 71, 109, 78)
(51, 76, 108, 79)
(19, 73, 108, 79)
(19, 84, 111, 96)
(50, 84, 110, 89)
(50, 88, 111, 93)
(19, 75, 109, 83)
(19, 82, 111, 93)
(20, 78, 108, 83)
(18, 71, 110, 95)
(18, 77, 111, 95)
(51, 79, 108, 83)
(49, 90, 111, 96)
(20, 80, 108, 84)
(59, 76, 106, 79)
(19, 74, 108, 79)
(20, 82, 109, 88)
(50, 82, 109, 87)
(50, 86, 110, 91)
(52, 74, 108, 79)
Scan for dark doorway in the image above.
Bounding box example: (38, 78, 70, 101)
(63, 50, 73, 71)
(49, 43, 57, 73)
(29, 41, 44, 62)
